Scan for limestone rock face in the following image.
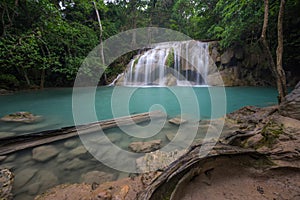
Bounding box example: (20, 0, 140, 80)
(279, 82, 300, 120)
(128, 140, 162, 153)
(220, 49, 234, 65)
(163, 73, 177, 86)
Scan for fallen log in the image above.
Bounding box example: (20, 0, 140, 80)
(0, 110, 166, 155)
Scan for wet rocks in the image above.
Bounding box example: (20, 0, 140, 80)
(1, 112, 42, 123)
(0, 168, 14, 200)
(32, 145, 59, 162)
(0, 89, 13, 95)
(0, 156, 7, 162)
(136, 149, 186, 172)
(14, 168, 38, 188)
(36, 170, 58, 192)
(163, 73, 177, 86)
(0, 132, 16, 138)
(165, 132, 176, 141)
(63, 158, 86, 170)
(63, 139, 78, 149)
(80, 171, 114, 185)
(107, 133, 122, 143)
(168, 117, 187, 125)
(69, 146, 88, 158)
(128, 140, 162, 153)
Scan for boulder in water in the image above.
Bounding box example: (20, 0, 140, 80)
(32, 145, 59, 162)
(1, 112, 42, 123)
(168, 117, 187, 125)
(14, 168, 38, 188)
(128, 140, 161, 153)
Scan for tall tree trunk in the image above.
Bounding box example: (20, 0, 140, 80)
(40, 68, 45, 89)
(276, 0, 287, 103)
(22, 67, 31, 86)
(260, 0, 286, 103)
(131, 17, 137, 49)
(93, 1, 107, 84)
(39, 46, 47, 89)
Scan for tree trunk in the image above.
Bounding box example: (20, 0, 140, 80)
(131, 10, 137, 48)
(260, 0, 276, 78)
(260, 0, 287, 104)
(261, 0, 269, 40)
(22, 67, 31, 86)
(40, 68, 45, 89)
(93, 1, 107, 84)
(276, 0, 287, 103)
(39, 45, 47, 89)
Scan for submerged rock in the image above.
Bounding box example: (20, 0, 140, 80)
(63, 158, 85, 170)
(63, 139, 78, 149)
(80, 171, 114, 185)
(0, 156, 7, 162)
(1, 112, 42, 123)
(35, 170, 58, 193)
(165, 132, 176, 141)
(69, 146, 88, 158)
(128, 140, 162, 153)
(0, 132, 16, 138)
(14, 168, 38, 188)
(0, 168, 14, 200)
(32, 145, 59, 162)
(168, 117, 187, 125)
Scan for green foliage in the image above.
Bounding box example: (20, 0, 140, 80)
(165, 49, 174, 67)
(0, 74, 19, 89)
(208, 0, 264, 48)
(0, 0, 299, 87)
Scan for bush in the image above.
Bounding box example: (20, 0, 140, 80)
(0, 74, 20, 89)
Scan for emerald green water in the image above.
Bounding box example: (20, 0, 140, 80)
(0, 86, 278, 200)
(0, 86, 277, 135)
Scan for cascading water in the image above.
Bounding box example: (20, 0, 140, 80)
(113, 40, 212, 86)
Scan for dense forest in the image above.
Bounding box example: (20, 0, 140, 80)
(0, 0, 299, 89)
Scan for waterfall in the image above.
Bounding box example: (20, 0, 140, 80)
(113, 40, 211, 86)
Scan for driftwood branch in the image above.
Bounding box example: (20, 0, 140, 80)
(0, 110, 166, 155)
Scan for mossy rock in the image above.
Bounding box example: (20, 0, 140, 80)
(258, 121, 284, 148)
(1, 112, 42, 123)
